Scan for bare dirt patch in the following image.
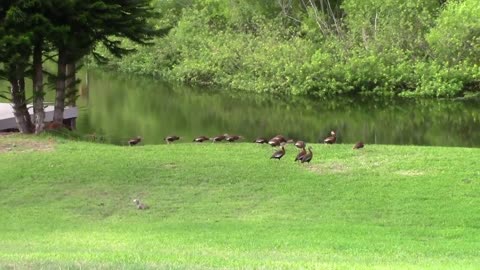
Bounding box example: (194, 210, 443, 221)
(307, 162, 351, 175)
(162, 163, 178, 169)
(0, 135, 55, 153)
(395, 170, 425, 176)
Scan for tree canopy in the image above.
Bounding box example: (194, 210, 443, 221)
(0, 0, 161, 133)
(104, 0, 480, 98)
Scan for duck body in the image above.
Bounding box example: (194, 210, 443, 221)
(295, 147, 307, 162)
(193, 136, 209, 143)
(165, 135, 181, 144)
(133, 199, 149, 210)
(211, 134, 228, 143)
(226, 135, 243, 142)
(254, 138, 268, 144)
(128, 136, 142, 146)
(268, 138, 281, 147)
(353, 141, 365, 149)
(323, 131, 336, 144)
(295, 140, 306, 149)
(272, 135, 287, 143)
(301, 147, 313, 163)
(271, 146, 286, 160)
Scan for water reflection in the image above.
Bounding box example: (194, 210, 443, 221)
(76, 70, 480, 147)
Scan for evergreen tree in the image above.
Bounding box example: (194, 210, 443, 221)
(0, 1, 35, 133)
(47, 0, 160, 123)
(19, 0, 55, 133)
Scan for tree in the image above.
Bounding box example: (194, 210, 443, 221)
(47, 0, 160, 123)
(19, 0, 55, 133)
(0, 1, 35, 133)
(427, 0, 480, 65)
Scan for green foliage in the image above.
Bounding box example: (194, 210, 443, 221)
(342, 0, 439, 52)
(427, 0, 480, 65)
(99, 0, 480, 98)
(403, 61, 480, 98)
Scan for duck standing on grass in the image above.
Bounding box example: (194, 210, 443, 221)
(128, 136, 142, 146)
(254, 138, 268, 144)
(268, 137, 281, 147)
(301, 147, 313, 163)
(193, 136, 210, 143)
(295, 140, 306, 149)
(353, 141, 365, 149)
(271, 143, 286, 160)
(323, 131, 336, 144)
(165, 135, 181, 144)
(226, 135, 243, 142)
(133, 199, 149, 210)
(211, 134, 228, 143)
(295, 147, 307, 162)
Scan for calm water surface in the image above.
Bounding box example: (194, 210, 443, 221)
(75, 70, 480, 147)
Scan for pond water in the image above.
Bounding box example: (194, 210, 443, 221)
(72, 70, 480, 147)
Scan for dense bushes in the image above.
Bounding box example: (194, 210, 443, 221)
(98, 0, 480, 98)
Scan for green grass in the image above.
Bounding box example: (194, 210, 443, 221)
(0, 134, 479, 269)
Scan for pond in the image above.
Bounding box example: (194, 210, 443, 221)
(73, 70, 480, 147)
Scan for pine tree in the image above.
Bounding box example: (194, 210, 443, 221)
(48, 0, 160, 123)
(0, 1, 35, 133)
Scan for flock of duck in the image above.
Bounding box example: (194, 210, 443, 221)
(130, 131, 365, 209)
(127, 131, 365, 163)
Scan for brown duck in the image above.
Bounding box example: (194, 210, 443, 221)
(353, 141, 365, 149)
(301, 147, 313, 163)
(165, 135, 181, 144)
(133, 199, 149, 210)
(226, 135, 243, 142)
(254, 138, 268, 144)
(323, 131, 336, 144)
(128, 136, 142, 146)
(271, 145, 286, 160)
(295, 140, 306, 149)
(193, 136, 209, 143)
(271, 135, 287, 143)
(268, 137, 281, 147)
(295, 147, 307, 162)
(210, 134, 228, 143)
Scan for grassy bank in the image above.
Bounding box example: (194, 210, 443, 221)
(1, 135, 479, 269)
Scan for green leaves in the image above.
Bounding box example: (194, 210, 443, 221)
(427, 0, 480, 65)
(92, 0, 480, 99)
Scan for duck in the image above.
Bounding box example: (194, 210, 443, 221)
(133, 199, 149, 210)
(270, 144, 286, 160)
(301, 147, 313, 163)
(353, 141, 365, 149)
(271, 135, 287, 143)
(295, 140, 306, 149)
(295, 147, 307, 162)
(268, 137, 282, 147)
(323, 131, 336, 144)
(128, 136, 142, 146)
(193, 136, 210, 143)
(254, 138, 268, 144)
(165, 135, 181, 144)
(210, 134, 228, 143)
(226, 135, 243, 142)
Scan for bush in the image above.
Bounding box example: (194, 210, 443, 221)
(91, 0, 480, 99)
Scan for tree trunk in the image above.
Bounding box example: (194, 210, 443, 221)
(33, 42, 45, 133)
(9, 66, 34, 134)
(65, 62, 77, 106)
(54, 49, 67, 123)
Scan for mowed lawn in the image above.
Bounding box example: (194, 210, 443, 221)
(0, 135, 479, 269)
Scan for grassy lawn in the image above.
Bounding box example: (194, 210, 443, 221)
(0, 134, 479, 269)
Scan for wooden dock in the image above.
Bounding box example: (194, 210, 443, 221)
(0, 103, 78, 131)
